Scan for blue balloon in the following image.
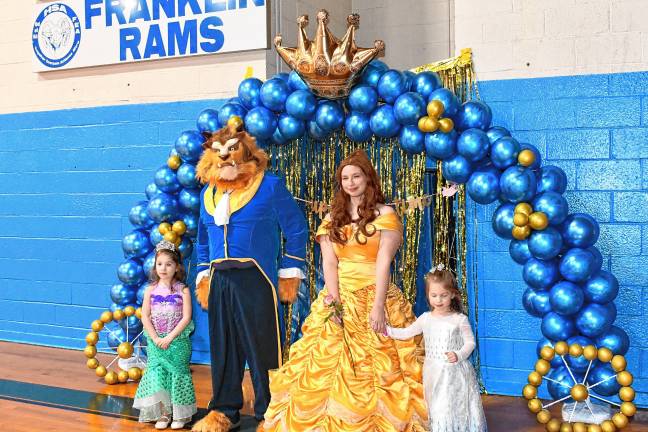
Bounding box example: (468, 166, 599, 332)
(245, 106, 277, 139)
(492, 202, 516, 239)
(308, 120, 330, 141)
(442, 155, 473, 184)
(576, 302, 616, 338)
(398, 125, 425, 154)
(533, 192, 569, 226)
(117, 259, 146, 286)
(176, 163, 199, 189)
(273, 72, 289, 82)
(523, 287, 552, 317)
(178, 236, 194, 259)
(566, 335, 596, 373)
(537, 165, 568, 194)
(260, 78, 290, 112)
(179, 188, 201, 213)
(145, 182, 162, 199)
(315, 101, 345, 132)
(107, 327, 126, 348)
(584, 271, 619, 305)
(595, 326, 630, 355)
(360, 61, 388, 87)
(393, 92, 426, 125)
(348, 85, 379, 114)
(137, 282, 150, 304)
(509, 239, 532, 265)
(486, 126, 511, 144)
(217, 103, 247, 126)
(412, 71, 441, 98)
(122, 229, 153, 259)
(110, 283, 137, 305)
(537, 338, 563, 367)
(549, 281, 585, 316)
(561, 213, 600, 249)
(129, 201, 154, 228)
(402, 70, 416, 91)
(490, 136, 520, 169)
(149, 228, 164, 246)
(196, 109, 221, 133)
(369, 104, 401, 138)
(271, 127, 288, 145)
(588, 363, 621, 396)
(520, 143, 542, 169)
(238, 77, 263, 109)
(499, 166, 537, 203)
(119, 315, 143, 334)
(541, 312, 576, 341)
(457, 128, 490, 163)
(547, 366, 582, 400)
(523, 258, 561, 290)
(285, 89, 317, 120)
(278, 113, 306, 140)
(154, 166, 181, 193)
(147, 193, 179, 223)
(428, 88, 460, 118)
(227, 97, 242, 105)
(560, 248, 600, 283)
(377, 70, 408, 103)
(345, 112, 372, 142)
(142, 252, 156, 277)
(175, 131, 205, 163)
(454, 100, 492, 131)
(426, 130, 458, 161)
(528, 227, 563, 260)
(467, 169, 500, 204)
(183, 213, 199, 238)
(288, 70, 309, 91)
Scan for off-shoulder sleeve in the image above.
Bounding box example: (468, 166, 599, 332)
(372, 212, 403, 233)
(315, 220, 331, 243)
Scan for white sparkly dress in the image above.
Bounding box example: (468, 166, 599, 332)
(387, 312, 487, 432)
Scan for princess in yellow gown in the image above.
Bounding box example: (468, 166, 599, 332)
(260, 150, 428, 431)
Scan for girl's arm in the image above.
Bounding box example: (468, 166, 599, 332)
(319, 216, 341, 302)
(455, 315, 476, 361)
(160, 286, 193, 347)
(372, 206, 401, 333)
(140, 284, 160, 345)
(386, 314, 425, 340)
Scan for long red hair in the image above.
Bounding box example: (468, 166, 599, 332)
(327, 150, 385, 244)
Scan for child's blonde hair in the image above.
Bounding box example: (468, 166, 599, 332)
(424, 268, 464, 313)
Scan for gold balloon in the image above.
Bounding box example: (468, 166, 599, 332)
(84, 345, 97, 358)
(523, 384, 537, 399)
(423, 117, 439, 133)
(572, 423, 587, 432)
(612, 413, 628, 428)
(87, 358, 99, 369)
(528, 371, 543, 386)
(620, 401, 636, 417)
(515, 202, 533, 216)
(113, 309, 125, 321)
(117, 342, 134, 359)
(598, 347, 613, 363)
(554, 341, 569, 356)
(528, 398, 542, 413)
(123, 306, 136, 317)
(100, 311, 113, 323)
(528, 212, 549, 230)
(616, 370, 633, 386)
(128, 367, 143, 381)
(512, 225, 532, 240)
(583, 345, 598, 361)
(135, 307, 142, 319)
(513, 212, 529, 227)
(540, 346, 555, 361)
(535, 359, 551, 375)
(173, 237, 182, 247)
(172, 220, 187, 235)
(163, 231, 178, 243)
(588, 425, 602, 432)
(167, 155, 181, 170)
(117, 370, 130, 383)
(95, 365, 107, 377)
(227, 115, 244, 130)
(158, 222, 172, 235)
(86, 331, 99, 345)
(518, 149, 536, 167)
(570, 384, 588, 401)
(438, 117, 454, 133)
(619, 386, 635, 402)
(600, 420, 616, 432)
(104, 371, 118, 385)
(560, 423, 573, 432)
(611, 355, 626, 372)
(417, 116, 429, 132)
(569, 343, 583, 357)
(546, 418, 561, 432)
(91, 320, 104, 332)
(427, 100, 445, 118)
(537, 409, 552, 424)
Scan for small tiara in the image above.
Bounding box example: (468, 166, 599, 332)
(155, 240, 177, 253)
(429, 263, 446, 273)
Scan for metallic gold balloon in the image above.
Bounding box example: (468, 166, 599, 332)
(227, 115, 244, 130)
(163, 231, 178, 243)
(87, 358, 99, 369)
(100, 311, 113, 323)
(172, 220, 187, 235)
(104, 371, 118, 385)
(423, 117, 439, 133)
(554, 341, 569, 356)
(113, 309, 125, 321)
(523, 384, 537, 399)
(619, 386, 635, 402)
(537, 409, 552, 424)
(158, 222, 172, 235)
(620, 401, 636, 417)
(569, 343, 583, 357)
(588, 425, 602, 432)
(91, 320, 104, 332)
(135, 307, 142, 319)
(540, 346, 555, 361)
(117, 342, 134, 359)
(528, 371, 543, 386)
(417, 116, 429, 132)
(560, 423, 573, 432)
(95, 365, 107, 377)
(128, 367, 142, 381)
(570, 384, 588, 401)
(86, 331, 99, 346)
(513, 212, 529, 227)
(528, 212, 549, 230)
(512, 225, 532, 240)
(427, 100, 445, 118)
(117, 370, 130, 383)
(616, 370, 633, 387)
(123, 306, 136, 317)
(438, 117, 454, 133)
(173, 237, 182, 247)
(598, 347, 613, 363)
(600, 420, 616, 432)
(528, 398, 542, 413)
(546, 418, 561, 432)
(167, 155, 182, 170)
(518, 149, 536, 167)
(84, 345, 97, 358)
(583, 345, 598, 361)
(611, 355, 626, 372)
(573, 423, 587, 432)
(535, 359, 551, 375)
(515, 202, 533, 216)
(612, 413, 628, 428)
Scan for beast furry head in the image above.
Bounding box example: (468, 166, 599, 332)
(196, 122, 269, 191)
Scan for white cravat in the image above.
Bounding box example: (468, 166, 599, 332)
(213, 190, 231, 226)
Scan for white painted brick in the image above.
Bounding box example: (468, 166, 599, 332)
(642, 32, 648, 62)
(471, 41, 514, 72)
(483, 14, 518, 43)
(544, 3, 609, 38)
(511, 11, 545, 40)
(455, 0, 513, 18)
(611, 0, 648, 32)
(575, 32, 643, 66)
(455, 17, 485, 47)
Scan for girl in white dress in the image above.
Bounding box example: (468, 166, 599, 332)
(386, 266, 488, 432)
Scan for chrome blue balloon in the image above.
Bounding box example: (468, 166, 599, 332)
(370, 104, 401, 138)
(588, 363, 621, 396)
(509, 239, 532, 265)
(560, 247, 600, 283)
(566, 335, 595, 373)
(129, 201, 154, 228)
(174, 130, 205, 163)
(533, 192, 569, 226)
(273, 72, 289, 82)
(117, 259, 146, 286)
(285, 89, 317, 120)
(402, 70, 415, 91)
(377, 70, 408, 104)
(427, 88, 460, 118)
(119, 315, 143, 333)
(528, 227, 563, 260)
(315, 101, 345, 132)
(457, 128, 490, 163)
(179, 188, 201, 213)
(537, 165, 568, 194)
(278, 113, 306, 140)
(146, 193, 179, 223)
(537, 338, 562, 366)
(348, 85, 378, 114)
(260, 78, 290, 112)
(345, 112, 372, 142)
(360, 60, 388, 87)
(425, 130, 458, 160)
(308, 120, 330, 141)
(398, 126, 425, 154)
(523, 287, 552, 317)
(576, 302, 616, 338)
(412, 71, 441, 99)
(154, 165, 181, 193)
(271, 127, 288, 145)
(217, 103, 248, 127)
(561, 213, 600, 249)
(393, 92, 426, 125)
(176, 163, 199, 189)
(245, 106, 277, 139)
(137, 282, 150, 304)
(523, 258, 560, 290)
(122, 229, 153, 259)
(369, 59, 388, 70)
(149, 228, 164, 246)
(178, 236, 194, 259)
(142, 252, 156, 277)
(492, 202, 516, 239)
(145, 182, 162, 199)
(490, 136, 521, 169)
(595, 326, 630, 355)
(227, 97, 242, 105)
(288, 70, 309, 91)
(584, 271, 619, 304)
(467, 169, 500, 204)
(107, 327, 126, 348)
(454, 100, 492, 131)
(110, 283, 137, 305)
(547, 366, 582, 400)
(549, 281, 584, 316)
(196, 109, 221, 133)
(486, 126, 511, 144)
(520, 143, 542, 169)
(237, 77, 263, 109)
(183, 213, 199, 238)
(442, 154, 473, 184)
(541, 312, 576, 341)
(499, 166, 537, 203)
(588, 246, 603, 270)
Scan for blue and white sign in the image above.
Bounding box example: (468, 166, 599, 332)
(32, 0, 268, 72)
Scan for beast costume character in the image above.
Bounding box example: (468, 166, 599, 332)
(191, 120, 308, 432)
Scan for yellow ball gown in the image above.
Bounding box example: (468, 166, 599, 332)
(262, 212, 428, 431)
